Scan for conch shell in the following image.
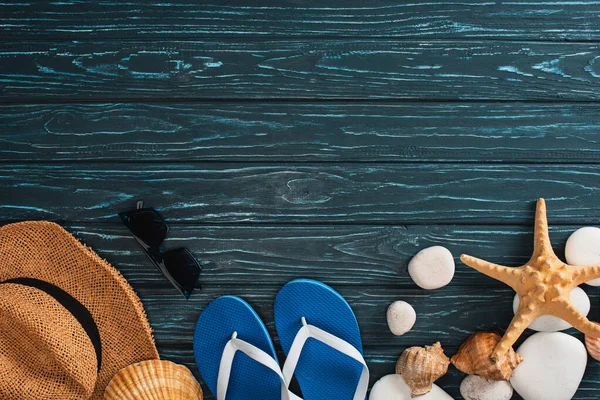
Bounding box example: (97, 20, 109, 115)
(451, 332, 523, 381)
(104, 360, 203, 400)
(395, 342, 450, 397)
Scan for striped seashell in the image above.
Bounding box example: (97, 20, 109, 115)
(395, 342, 450, 397)
(104, 360, 203, 400)
(451, 332, 523, 381)
(585, 322, 600, 361)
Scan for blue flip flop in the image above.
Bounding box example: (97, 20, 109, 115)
(274, 279, 369, 400)
(194, 296, 300, 400)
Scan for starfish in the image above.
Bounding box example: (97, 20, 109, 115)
(461, 198, 600, 362)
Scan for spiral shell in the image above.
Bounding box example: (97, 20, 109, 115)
(451, 332, 523, 381)
(585, 322, 600, 361)
(395, 342, 450, 397)
(104, 360, 203, 400)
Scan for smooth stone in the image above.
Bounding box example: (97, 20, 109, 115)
(511, 332, 587, 400)
(512, 286, 590, 331)
(460, 375, 513, 400)
(565, 226, 600, 286)
(387, 301, 416, 336)
(369, 374, 452, 400)
(408, 246, 455, 290)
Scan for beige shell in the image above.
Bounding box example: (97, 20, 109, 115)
(104, 360, 203, 400)
(451, 332, 523, 381)
(395, 342, 450, 397)
(585, 322, 600, 361)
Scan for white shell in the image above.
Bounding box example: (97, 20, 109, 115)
(460, 375, 513, 400)
(511, 332, 587, 400)
(369, 374, 452, 400)
(565, 227, 600, 286)
(387, 301, 416, 336)
(408, 246, 455, 290)
(512, 286, 590, 331)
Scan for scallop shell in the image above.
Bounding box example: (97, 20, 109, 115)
(585, 321, 600, 361)
(395, 342, 450, 397)
(451, 332, 523, 381)
(104, 360, 203, 400)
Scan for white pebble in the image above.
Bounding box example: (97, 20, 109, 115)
(513, 286, 590, 331)
(566, 227, 600, 286)
(511, 332, 587, 400)
(369, 374, 452, 400)
(386, 301, 416, 336)
(408, 246, 455, 290)
(460, 375, 513, 400)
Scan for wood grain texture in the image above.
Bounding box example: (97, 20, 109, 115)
(3, 163, 600, 224)
(61, 223, 600, 341)
(4, 2, 600, 399)
(4, 102, 600, 163)
(108, 253, 600, 400)
(144, 281, 600, 400)
(139, 285, 531, 348)
(69, 224, 580, 287)
(65, 222, 600, 399)
(2, 41, 600, 101)
(2, 0, 600, 41)
(164, 348, 600, 400)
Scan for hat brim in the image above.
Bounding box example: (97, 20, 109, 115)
(0, 221, 159, 399)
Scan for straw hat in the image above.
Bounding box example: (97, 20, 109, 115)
(0, 221, 159, 399)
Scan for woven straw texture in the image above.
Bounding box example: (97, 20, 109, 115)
(104, 360, 203, 400)
(0, 283, 98, 399)
(0, 221, 159, 399)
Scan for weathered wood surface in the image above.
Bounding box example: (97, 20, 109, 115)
(2, 0, 600, 41)
(5, 0, 600, 399)
(140, 284, 529, 348)
(3, 163, 600, 224)
(60, 224, 599, 339)
(74, 222, 600, 399)
(143, 284, 600, 382)
(3, 102, 600, 163)
(160, 346, 600, 400)
(2, 41, 600, 101)
(67, 223, 600, 399)
(66, 224, 581, 287)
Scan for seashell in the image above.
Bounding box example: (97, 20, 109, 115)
(395, 342, 450, 397)
(584, 321, 600, 361)
(104, 359, 203, 400)
(451, 332, 523, 381)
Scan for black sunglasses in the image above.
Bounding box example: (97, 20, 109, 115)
(118, 200, 201, 299)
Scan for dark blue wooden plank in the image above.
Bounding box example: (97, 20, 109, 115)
(69, 224, 580, 288)
(2, 0, 600, 41)
(163, 345, 600, 400)
(3, 163, 600, 224)
(139, 285, 530, 349)
(3, 2, 599, 399)
(149, 286, 600, 400)
(3, 102, 600, 163)
(2, 41, 600, 101)
(123, 282, 600, 400)
(64, 222, 600, 343)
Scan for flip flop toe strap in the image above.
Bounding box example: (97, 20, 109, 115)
(282, 317, 369, 400)
(217, 332, 302, 400)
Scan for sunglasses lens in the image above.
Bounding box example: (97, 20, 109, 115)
(163, 248, 201, 298)
(125, 210, 167, 248)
